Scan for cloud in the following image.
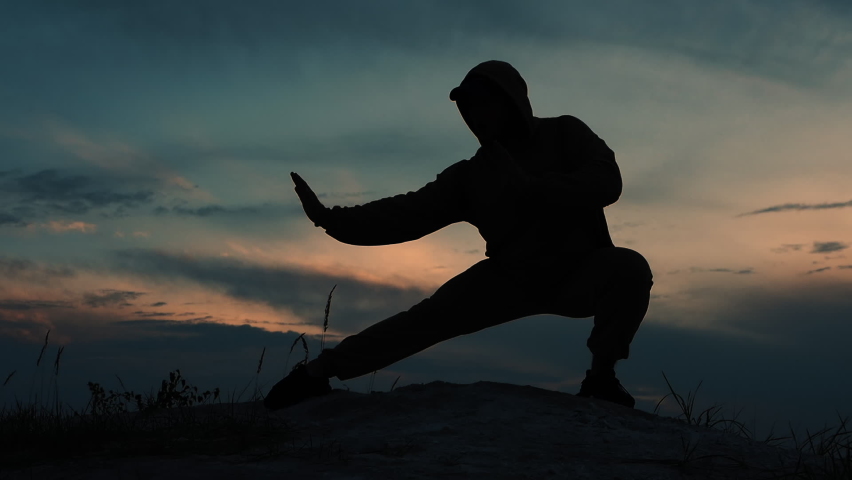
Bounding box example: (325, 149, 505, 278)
(158, 204, 261, 217)
(689, 267, 756, 275)
(150, 301, 167, 307)
(811, 241, 849, 254)
(133, 311, 175, 317)
(152, 202, 300, 220)
(838, 265, 852, 269)
(110, 248, 430, 332)
(0, 300, 73, 310)
(42, 121, 203, 195)
(770, 244, 806, 254)
(82, 289, 147, 308)
(0, 212, 27, 227)
(0, 169, 155, 223)
(6, 1, 848, 89)
(803, 266, 831, 275)
(737, 199, 852, 217)
(0, 257, 76, 283)
(41, 220, 97, 234)
(701, 276, 852, 348)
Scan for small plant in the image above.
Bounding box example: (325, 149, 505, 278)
(85, 370, 221, 417)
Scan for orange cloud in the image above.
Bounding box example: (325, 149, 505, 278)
(43, 220, 97, 234)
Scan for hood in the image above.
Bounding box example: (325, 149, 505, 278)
(450, 60, 536, 140)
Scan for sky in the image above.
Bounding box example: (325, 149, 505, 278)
(1, 0, 851, 440)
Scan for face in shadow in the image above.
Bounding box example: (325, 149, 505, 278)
(456, 88, 519, 146)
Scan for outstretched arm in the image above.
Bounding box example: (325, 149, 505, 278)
(291, 162, 469, 246)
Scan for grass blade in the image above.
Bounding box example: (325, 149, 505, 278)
(321, 284, 336, 352)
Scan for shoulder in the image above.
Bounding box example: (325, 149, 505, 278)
(556, 115, 595, 134)
(531, 115, 593, 137)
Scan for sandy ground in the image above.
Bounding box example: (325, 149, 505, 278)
(1, 381, 820, 479)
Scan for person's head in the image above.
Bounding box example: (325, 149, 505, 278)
(452, 74, 521, 145)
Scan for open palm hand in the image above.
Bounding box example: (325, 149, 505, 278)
(291, 172, 329, 227)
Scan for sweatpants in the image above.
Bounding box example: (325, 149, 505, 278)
(316, 246, 654, 381)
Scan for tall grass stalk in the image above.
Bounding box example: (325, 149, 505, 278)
(284, 333, 310, 375)
(31, 329, 50, 405)
(321, 284, 336, 353)
(253, 346, 266, 399)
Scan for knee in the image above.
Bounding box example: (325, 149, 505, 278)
(613, 247, 653, 287)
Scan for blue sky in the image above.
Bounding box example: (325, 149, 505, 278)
(2, 0, 851, 437)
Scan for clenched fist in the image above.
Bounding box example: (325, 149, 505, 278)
(291, 172, 329, 227)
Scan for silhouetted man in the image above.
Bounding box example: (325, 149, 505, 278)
(265, 60, 654, 410)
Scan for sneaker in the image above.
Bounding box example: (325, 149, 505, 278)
(264, 362, 332, 411)
(576, 369, 635, 408)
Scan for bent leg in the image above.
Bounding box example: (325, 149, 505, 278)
(317, 258, 549, 381)
(545, 247, 654, 361)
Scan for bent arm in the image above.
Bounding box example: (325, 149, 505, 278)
(322, 161, 469, 246)
(525, 115, 622, 208)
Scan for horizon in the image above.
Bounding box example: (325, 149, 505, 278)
(1, 0, 851, 438)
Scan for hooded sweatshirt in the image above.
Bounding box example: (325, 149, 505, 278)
(320, 60, 621, 271)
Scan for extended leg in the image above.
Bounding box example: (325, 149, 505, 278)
(312, 257, 550, 381)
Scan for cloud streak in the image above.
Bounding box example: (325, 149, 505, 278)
(0, 257, 76, 283)
(0, 212, 26, 227)
(737, 199, 852, 217)
(82, 289, 147, 308)
(110, 248, 431, 332)
(811, 241, 849, 254)
(0, 169, 155, 224)
(41, 220, 97, 234)
(803, 266, 832, 275)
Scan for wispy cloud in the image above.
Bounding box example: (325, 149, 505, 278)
(803, 266, 832, 275)
(770, 244, 806, 254)
(0, 257, 76, 283)
(41, 220, 97, 234)
(737, 199, 852, 217)
(82, 289, 147, 308)
(133, 311, 174, 317)
(44, 120, 204, 196)
(0, 300, 73, 310)
(686, 267, 756, 274)
(1, 169, 154, 222)
(155, 204, 260, 217)
(110, 248, 430, 332)
(151, 202, 299, 220)
(0, 212, 26, 227)
(811, 241, 849, 254)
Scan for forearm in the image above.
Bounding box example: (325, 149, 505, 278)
(321, 195, 452, 246)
